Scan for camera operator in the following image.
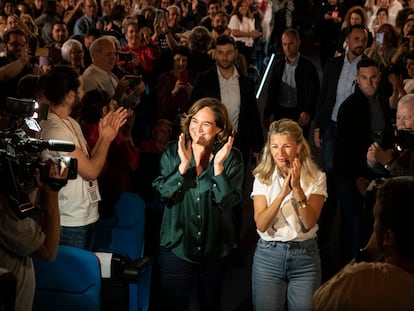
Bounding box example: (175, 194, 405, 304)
(367, 94, 414, 176)
(0, 160, 68, 311)
(38, 65, 127, 250)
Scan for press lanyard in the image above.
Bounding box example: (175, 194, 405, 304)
(49, 110, 89, 156)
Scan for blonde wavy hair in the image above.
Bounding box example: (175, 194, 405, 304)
(253, 119, 321, 187)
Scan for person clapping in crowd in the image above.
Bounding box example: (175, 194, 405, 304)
(153, 98, 244, 311)
(251, 119, 327, 311)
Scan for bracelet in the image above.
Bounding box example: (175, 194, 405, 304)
(297, 197, 307, 209)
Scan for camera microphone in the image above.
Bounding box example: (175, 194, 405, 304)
(45, 140, 76, 152)
(25, 138, 76, 152)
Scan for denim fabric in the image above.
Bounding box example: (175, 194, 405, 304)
(60, 223, 96, 250)
(158, 246, 227, 311)
(252, 238, 321, 311)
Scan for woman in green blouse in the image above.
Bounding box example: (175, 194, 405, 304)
(153, 97, 245, 311)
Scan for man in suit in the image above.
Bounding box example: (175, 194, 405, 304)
(191, 34, 263, 167)
(334, 58, 392, 266)
(262, 27, 320, 139)
(313, 24, 369, 281)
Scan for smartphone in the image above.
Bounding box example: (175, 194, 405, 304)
(13, 8, 21, 16)
(180, 70, 189, 83)
(402, 37, 410, 45)
(376, 32, 384, 45)
(155, 9, 166, 24)
(118, 52, 133, 63)
(124, 75, 142, 86)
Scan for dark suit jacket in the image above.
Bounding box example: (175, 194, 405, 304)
(315, 54, 392, 136)
(334, 88, 392, 180)
(263, 55, 320, 120)
(314, 54, 348, 135)
(191, 66, 264, 163)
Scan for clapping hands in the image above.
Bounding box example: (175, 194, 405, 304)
(178, 133, 192, 175)
(99, 106, 128, 142)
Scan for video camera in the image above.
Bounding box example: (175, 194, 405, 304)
(373, 127, 414, 151)
(0, 97, 78, 218)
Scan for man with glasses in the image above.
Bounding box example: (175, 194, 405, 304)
(0, 29, 40, 110)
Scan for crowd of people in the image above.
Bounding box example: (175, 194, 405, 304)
(1, 0, 414, 310)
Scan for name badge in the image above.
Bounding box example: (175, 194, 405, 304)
(86, 180, 101, 203)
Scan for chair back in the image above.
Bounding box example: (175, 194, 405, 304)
(33, 245, 101, 311)
(94, 192, 151, 311)
(94, 192, 146, 260)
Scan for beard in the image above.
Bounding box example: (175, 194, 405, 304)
(350, 46, 364, 57)
(213, 26, 226, 34)
(217, 60, 234, 70)
(71, 93, 82, 116)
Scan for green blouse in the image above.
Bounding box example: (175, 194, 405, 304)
(153, 141, 245, 264)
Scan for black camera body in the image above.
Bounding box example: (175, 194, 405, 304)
(37, 156, 78, 181)
(0, 97, 78, 218)
(373, 128, 414, 150)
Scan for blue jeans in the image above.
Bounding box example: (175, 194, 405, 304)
(252, 238, 321, 311)
(60, 223, 96, 250)
(159, 247, 228, 311)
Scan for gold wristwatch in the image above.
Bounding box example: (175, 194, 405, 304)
(297, 198, 308, 209)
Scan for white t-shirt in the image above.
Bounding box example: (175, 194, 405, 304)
(38, 113, 99, 227)
(228, 15, 255, 47)
(251, 169, 327, 242)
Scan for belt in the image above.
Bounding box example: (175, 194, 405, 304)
(260, 238, 317, 249)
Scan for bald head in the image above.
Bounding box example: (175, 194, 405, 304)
(397, 94, 414, 129)
(89, 37, 117, 72)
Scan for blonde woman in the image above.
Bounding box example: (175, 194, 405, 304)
(251, 118, 327, 311)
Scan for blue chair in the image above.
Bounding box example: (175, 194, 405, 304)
(33, 245, 101, 311)
(93, 192, 152, 311)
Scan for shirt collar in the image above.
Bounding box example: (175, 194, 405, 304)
(216, 65, 239, 80)
(90, 64, 112, 75)
(285, 53, 300, 66)
(345, 53, 363, 65)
